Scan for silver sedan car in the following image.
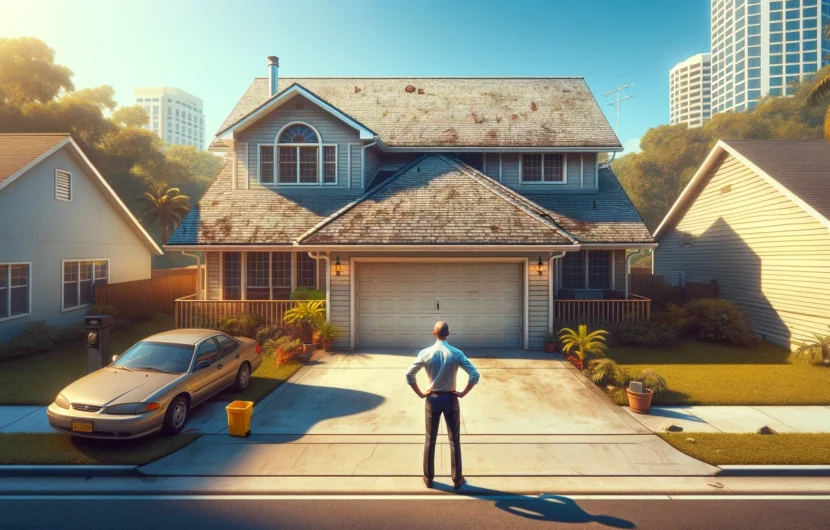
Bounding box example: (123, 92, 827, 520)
(47, 329, 262, 439)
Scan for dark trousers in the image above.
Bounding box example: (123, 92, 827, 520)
(424, 392, 462, 483)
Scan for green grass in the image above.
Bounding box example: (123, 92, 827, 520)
(660, 432, 830, 465)
(608, 340, 830, 406)
(0, 433, 200, 465)
(0, 315, 174, 405)
(213, 357, 302, 403)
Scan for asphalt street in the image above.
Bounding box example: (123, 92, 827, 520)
(0, 495, 827, 529)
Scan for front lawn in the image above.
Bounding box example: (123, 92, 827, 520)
(213, 357, 302, 403)
(660, 432, 830, 465)
(608, 340, 830, 406)
(0, 433, 200, 465)
(0, 315, 174, 405)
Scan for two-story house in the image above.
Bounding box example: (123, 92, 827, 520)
(166, 57, 654, 350)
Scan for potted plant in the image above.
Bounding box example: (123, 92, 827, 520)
(283, 300, 326, 346)
(558, 324, 608, 370)
(794, 328, 830, 364)
(587, 359, 668, 413)
(543, 332, 557, 353)
(315, 321, 341, 351)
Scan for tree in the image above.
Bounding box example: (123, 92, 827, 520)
(137, 183, 192, 245)
(0, 37, 74, 106)
(806, 23, 830, 140)
(110, 105, 149, 128)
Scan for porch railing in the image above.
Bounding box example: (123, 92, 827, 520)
(554, 294, 651, 326)
(173, 296, 325, 329)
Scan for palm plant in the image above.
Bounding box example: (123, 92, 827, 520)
(587, 359, 668, 405)
(806, 22, 830, 140)
(795, 328, 830, 364)
(137, 182, 191, 244)
(558, 325, 608, 363)
(283, 300, 326, 343)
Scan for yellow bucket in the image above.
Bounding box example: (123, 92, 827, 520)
(226, 400, 254, 437)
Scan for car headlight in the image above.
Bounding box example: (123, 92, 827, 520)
(54, 394, 70, 409)
(104, 403, 161, 415)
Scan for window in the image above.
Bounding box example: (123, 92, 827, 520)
(62, 260, 107, 310)
(216, 335, 238, 358)
(259, 145, 275, 184)
(297, 253, 317, 289)
(271, 252, 291, 299)
(323, 146, 337, 184)
(561, 252, 584, 290)
(223, 252, 241, 300)
(0, 263, 30, 320)
(521, 154, 564, 183)
(246, 252, 270, 300)
(55, 169, 71, 202)
(587, 251, 611, 290)
(195, 338, 220, 366)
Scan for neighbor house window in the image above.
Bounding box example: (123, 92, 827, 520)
(560, 251, 612, 290)
(278, 124, 319, 184)
(259, 145, 275, 184)
(0, 263, 30, 320)
(587, 251, 611, 289)
(63, 260, 108, 310)
(222, 252, 241, 300)
(297, 253, 317, 289)
(561, 252, 585, 290)
(521, 154, 564, 183)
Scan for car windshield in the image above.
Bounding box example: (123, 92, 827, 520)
(112, 341, 194, 374)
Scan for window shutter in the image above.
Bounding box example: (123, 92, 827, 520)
(55, 170, 71, 201)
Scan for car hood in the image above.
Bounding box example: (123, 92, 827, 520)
(60, 368, 182, 406)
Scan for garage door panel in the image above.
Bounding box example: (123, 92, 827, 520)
(358, 261, 523, 348)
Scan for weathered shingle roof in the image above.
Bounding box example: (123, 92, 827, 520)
(524, 167, 654, 244)
(299, 155, 574, 246)
(0, 133, 69, 185)
(218, 77, 621, 149)
(723, 139, 830, 223)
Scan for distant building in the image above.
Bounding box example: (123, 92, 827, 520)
(670, 53, 712, 128)
(133, 87, 205, 150)
(710, 0, 830, 115)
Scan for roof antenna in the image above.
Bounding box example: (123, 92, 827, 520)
(602, 83, 634, 165)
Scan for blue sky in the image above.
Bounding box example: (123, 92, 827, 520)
(1, 0, 710, 152)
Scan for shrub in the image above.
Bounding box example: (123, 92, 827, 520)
(0, 321, 59, 361)
(794, 328, 830, 364)
(217, 312, 263, 338)
(586, 359, 668, 405)
(54, 323, 88, 343)
(653, 303, 693, 335)
(559, 325, 608, 363)
(686, 298, 756, 346)
(255, 325, 283, 344)
(606, 319, 678, 348)
(265, 336, 305, 366)
(87, 304, 117, 317)
(290, 287, 325, 301)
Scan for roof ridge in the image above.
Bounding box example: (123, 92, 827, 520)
(438, 155, 579, 243)
(255, 76, 586, 80)
(292, 154, 432, 244)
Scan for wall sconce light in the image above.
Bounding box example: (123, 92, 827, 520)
(536, 256, 543, 276)
(335, 256, 342, 276)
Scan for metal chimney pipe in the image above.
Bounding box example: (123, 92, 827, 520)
(268, 56, 279, 96)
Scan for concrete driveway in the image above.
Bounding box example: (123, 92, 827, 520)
(142, 348, 717, 480)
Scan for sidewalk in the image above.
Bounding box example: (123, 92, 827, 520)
(624, 406, 830, 433)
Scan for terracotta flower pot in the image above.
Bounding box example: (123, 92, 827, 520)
(322, 338, 333, 351)
(627, 388, 654, 414)
(544, 342, 556, 354)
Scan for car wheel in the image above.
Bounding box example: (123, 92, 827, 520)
(163, 395, 189, 435)
(235, 362, 251, 392)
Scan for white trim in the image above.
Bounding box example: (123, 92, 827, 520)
(60, 258, 110, 313)
(654, 140, 830, 239)
(346, 143, 355, 189)
(275, 121, 323, 146)
(217, 84, 375, 140)
(350, 257, 530, 350)
(610, 250, 616, 290)
(498, 154, 503, 182)
(232, 147, 238, 190)
(581, 243, 657, 249)
(242, 142, 249, 190)
(167, 244, 581, 252)
(55, 169, 72, 202)
(379, 145, 624, 153)
(0, 137, 71, 194)
(579, 154, 584, 188)
(322, 144, 339, 186)
(519, 153, 568, 185)
(257, 143, 276, 185)
(219, 251, 224, 301)
(0, 262, 32, 323)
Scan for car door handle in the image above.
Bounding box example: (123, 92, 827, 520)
(217, 364, 223, 369)
(235, 354, 240, 359)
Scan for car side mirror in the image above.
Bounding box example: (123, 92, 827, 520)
(111, 354, 120, 363)
(195, 360, 211, 372)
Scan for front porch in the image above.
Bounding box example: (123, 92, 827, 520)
(173, 295, 323, 329)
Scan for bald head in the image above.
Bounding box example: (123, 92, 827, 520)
(433, 321, 450, 340)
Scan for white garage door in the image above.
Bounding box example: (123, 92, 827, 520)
(356, 261, 523, 349)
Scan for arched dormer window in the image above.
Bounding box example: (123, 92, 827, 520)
(258, 122, 337, 186)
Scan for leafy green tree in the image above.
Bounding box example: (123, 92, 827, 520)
(0, 37, 74, 106)
(137, 182, 192, 245)
(806, 23, 830, 140)
(110, 105, 150, 128)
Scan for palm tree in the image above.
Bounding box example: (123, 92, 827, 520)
(806, 23, 830, 140)
(558, 325, 608, 364)
(137, 182, 191, 245)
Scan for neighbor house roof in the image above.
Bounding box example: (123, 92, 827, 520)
(0, 133, 163, 255)
(168, 155, 653, 248)
(654, 139, 830, 239)
(0, 133, 69, 186)
(217, 77, 622, 149)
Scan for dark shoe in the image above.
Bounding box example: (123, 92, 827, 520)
(453, 477, 466, 490)
(423, 476, 433, 488)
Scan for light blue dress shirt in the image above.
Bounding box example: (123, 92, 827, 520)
(405, 340, 481, 392)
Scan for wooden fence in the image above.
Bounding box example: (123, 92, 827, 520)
(629, 273, 718, 307)
(173, 297, 322, 329)
(630, 266, 652, 276)
(94, 270, 198, 319)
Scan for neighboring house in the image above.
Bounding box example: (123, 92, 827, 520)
(167, 57, 654, 350)
(653, 140, 830, 350)
(0, 134, 162, 341)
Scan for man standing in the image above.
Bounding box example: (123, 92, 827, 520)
(405, 321, 480, 490)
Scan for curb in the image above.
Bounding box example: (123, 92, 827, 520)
(0, 465, 139, 478)
(718, 465, 830, 477)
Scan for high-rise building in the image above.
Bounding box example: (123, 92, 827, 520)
(670, 53, 713, 128)
(133, 87, 205, 150)
(710, 0, 830, 115)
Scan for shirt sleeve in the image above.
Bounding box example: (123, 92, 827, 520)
(457, 351, 480, 385)
(405, 351, 425, 385)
